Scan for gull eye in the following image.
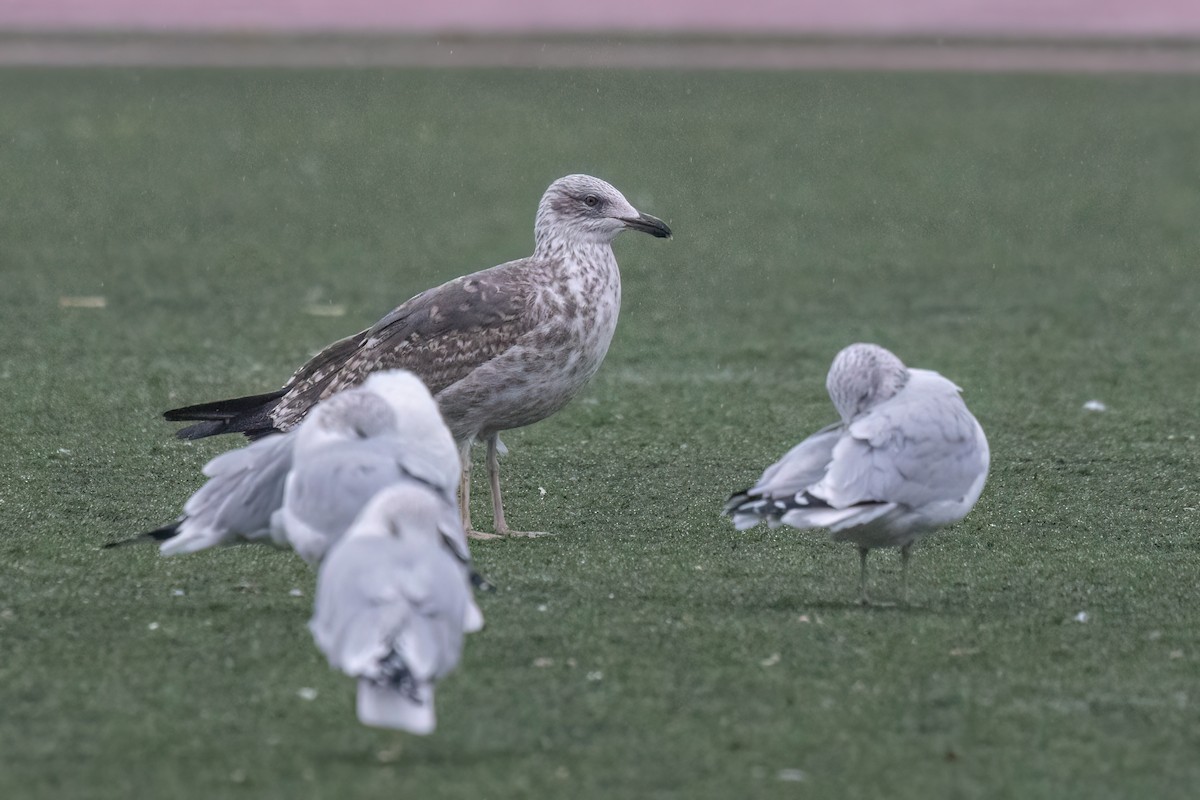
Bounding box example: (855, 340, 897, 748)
(583, 194, 600, 208)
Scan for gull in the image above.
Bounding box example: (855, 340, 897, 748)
(309, 483, 483, 734)
(109, 370, 464, 568)
(161, 174, 671, 539)
(723, 343, 990, 605)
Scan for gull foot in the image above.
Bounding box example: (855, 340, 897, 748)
(467, 530, 502, 540)
(497, 529, 553, 539)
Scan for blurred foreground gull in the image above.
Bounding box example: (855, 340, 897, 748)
(724, 343, 989, 604)
(110, 370, 464, 567)
(161, 174, 672, 539)
(310, 484, 483, 734)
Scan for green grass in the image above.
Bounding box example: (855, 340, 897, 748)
(1, 65, 1198, 799)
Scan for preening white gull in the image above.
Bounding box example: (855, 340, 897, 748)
(163, 174, 671, 539)
(110, 370, 466, 568)
(310, 483, 483, 734)
(723, 343, 990, 604)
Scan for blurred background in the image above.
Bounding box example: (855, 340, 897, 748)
(2, 0, 1200, 36)
(3, 0, 1200, 69)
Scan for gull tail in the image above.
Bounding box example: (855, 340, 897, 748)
(724, 489, 894, 533)
(775, 492, 895, 532)
(102, 520, 182, 549)
(722, 488, 783, 531)
(356, 678, 436, 735)
(164, 389, 288, 440)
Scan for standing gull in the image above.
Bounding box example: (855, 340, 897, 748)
(723, 343, 990, 604)
(310, 483, 483, 734)
(163, 174, 672, 538)
(110, 370, 464, 567)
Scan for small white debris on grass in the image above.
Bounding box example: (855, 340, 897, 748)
(533, 657, 554, 668)
(950, 647, 980, 657)
(58, 296, 106, 308)
(777, 769, 808, 782)
(303, 304, 347, 318)
(288, 588, 303, 597)
(297, 687, 318, 701)
(797, 614, 811, 624)
(171, 589, 185, 597)
(1169, 650, 1184, 660)
(147, 622, 160, 631)
(760, 653, 781, 667)
(537, 604, 548, 612)
(1074, 611, 1090, 623)
(538, 487, 547, 499)
(55, 448, 72, 456)
(586, 671, 603, 681)
(1082, 400, 1108, 412)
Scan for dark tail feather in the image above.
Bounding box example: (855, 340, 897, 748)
(164, 388, 288, 440)
(103, 520, 182, 549)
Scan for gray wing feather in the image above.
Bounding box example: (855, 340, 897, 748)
(273, 261, 541, 429)
(311, 531, 468, 683)
(276, 443, 407, 563)
(815, 372, 986, 510)
(162, 433, 295, 554)
(750, 423, 842, 499)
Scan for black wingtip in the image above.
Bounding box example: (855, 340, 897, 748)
(164, 388, 288, 440)
(722, 488, 754, 517)
(102, 520, 182, 550)
(470, 570, 497, 593)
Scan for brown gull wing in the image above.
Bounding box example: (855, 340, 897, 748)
(271, 260, 543, 430)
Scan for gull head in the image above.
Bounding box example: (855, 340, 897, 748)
(361, 369, 461, 490)
(535, 174, 671, 249)
(362, 369, 443, 426)
(826, 343, 910, 423)
(354, 483, 446, 546)
(298, 390, 398, 453)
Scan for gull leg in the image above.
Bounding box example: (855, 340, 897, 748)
(487, 434, 549, 538)
(900, 543, 913, 605)
(858, 546, 871, 606)
(461, 440, 497, 541)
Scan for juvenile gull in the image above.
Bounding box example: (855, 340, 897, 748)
(110, 370, 465, 567)
(723, 343, 990, 604)
(310, 483, 483, 734)
(163, 174, 672, 538)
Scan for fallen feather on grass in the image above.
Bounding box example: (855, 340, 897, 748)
(58, 296, 106, 308)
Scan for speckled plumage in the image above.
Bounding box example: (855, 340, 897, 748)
(165, 174, 671, 536)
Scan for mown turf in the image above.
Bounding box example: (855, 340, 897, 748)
(0, 64, 1198, 799)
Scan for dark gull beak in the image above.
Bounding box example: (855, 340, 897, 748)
(621, 213, 672, 239)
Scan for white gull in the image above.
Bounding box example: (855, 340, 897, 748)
(111, 370, 467, 570)
(724, 343, 990, 605)
(310, 483, 483, 734)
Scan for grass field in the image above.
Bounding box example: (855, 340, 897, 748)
(1, 65, 1198, 799)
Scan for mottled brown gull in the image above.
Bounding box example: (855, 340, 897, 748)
(723, 343, 990, 605)
(164, 174, 671, 538)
